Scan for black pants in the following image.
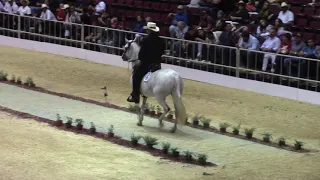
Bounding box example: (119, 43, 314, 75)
(131, 64, 149, 97)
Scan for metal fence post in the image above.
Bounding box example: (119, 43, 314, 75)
(17, 15, 21, 39)
(81, 24, 84, 49)
(235, 48, 240, 77)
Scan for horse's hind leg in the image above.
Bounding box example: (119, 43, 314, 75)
(137, 96, 147, 126)
(155, 95, 170, 128)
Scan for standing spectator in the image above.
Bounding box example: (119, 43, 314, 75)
(277, 2, 294, 27)
(198, 10, 214, 32)
(258, 1, 274, 22)
(260, 27, 281, 72)
(132, 16, 146, 33)
(238, 30, 260, 68)
(229, 1, 250, 25)
(218, 23, 236, 65)
(92, 0, 106, 16)
(168, 5, 188, 38)
(56, 3, 65, 21)
(195, 27, 207, 59)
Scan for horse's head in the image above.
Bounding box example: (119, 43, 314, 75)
(122, 35, 142, 70)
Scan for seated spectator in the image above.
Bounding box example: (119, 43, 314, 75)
(0, 1, 4, 12)
(183, 25, 198, 58)
(132, 16, 146, 33)
(258, 1, 274, 22)
(238, 30, 260, 68)
(4, 0, 18, 14)
(97, 12, 111, 27)
(275, 33, 291, 73)
(39, 4, 56, 20)
(171, 21, 188, 57)
(284, 38, 315, 78)
(81, 7, 92, 37)
(218, 22, 237, 65)
(195, 27, 207, 59)
(260, 27, 281, 72)
(246, 0, 256, 12)
(198, 0, 222, 8)
(187, 0, 201, 8)
(168, 5, 188, 38)
(145, 16, 152, 23)
(18, 0, 31, 31)
(56, 3, 65, 21)
(256, 19, 272, 41)
(198, 10, 214, 32)
(64, 5, 81, 39)
(37, 4, 57, 35)
(90, 0, 106, 16)
(277, 2, 294, 27)
(201, 30, 218, 62)
(229, 1, 250, 25)
(18, 0, 31, 16)
(219, 23, 235, 47)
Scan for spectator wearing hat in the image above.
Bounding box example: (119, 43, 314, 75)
(168, 5, 188, 38)
(237, 30, 260, 68)
(37, 4, 56, 35)
(229, 1, 250, 25)
(277, 2, 294, 27)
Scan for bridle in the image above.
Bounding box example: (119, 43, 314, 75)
(121, 40, 140, 74)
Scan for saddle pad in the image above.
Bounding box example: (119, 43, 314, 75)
(143, 72, 152, 82)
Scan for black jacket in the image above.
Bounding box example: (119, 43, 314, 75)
(138, 33, 166, 67)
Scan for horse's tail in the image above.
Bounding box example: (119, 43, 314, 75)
(171, 74, 188, 125)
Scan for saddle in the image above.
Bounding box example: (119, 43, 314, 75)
(148, 64, 161, 72)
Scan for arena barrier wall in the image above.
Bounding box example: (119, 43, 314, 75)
(1, 35, 320, 105)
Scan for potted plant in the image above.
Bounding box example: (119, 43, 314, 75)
(232, 123, 241, 135)
(107, 125, 114, 137)
(89, 122, 96, 134)
(262, 133, 272, 143)
(24, 77, 35, 87)
(170, 147, 180, 157)
(244, 127, 256, 139)
(184, 151, 193, 162)
(130, 133, 142, 146)
(156, 105, 162, 117)
(219, 122, 230, 133)
(64, 116, 73, 129)
(197, 153, 208, 165)
(200, 117, 211, 129)
(16, 76, 22, 85)
(143, 135, 158, 149)
(167, 111, 174, 120)
(278, 137, 286, 146)
(192, 114, 203, 126)
(10, 74, 16, 83)
(75, 119, 84, 130)
(0, 70, 8, 81)
(55, 113, 63, 126)
(149, 105, 156, 116)
(294, 140, 304, 150)
(144, 103, 150, 114)
(161, 142, 171, 154)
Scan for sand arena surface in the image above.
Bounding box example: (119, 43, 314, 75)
(1, 45, 320, 179)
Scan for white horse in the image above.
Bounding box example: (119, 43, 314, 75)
(121, 37, 188, 133)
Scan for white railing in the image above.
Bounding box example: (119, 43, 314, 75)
(0, 11, 319, 92)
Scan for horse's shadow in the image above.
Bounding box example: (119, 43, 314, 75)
(140, 124, 203, 141)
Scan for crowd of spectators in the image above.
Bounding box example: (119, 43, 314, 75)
(1, 0, 320, 80)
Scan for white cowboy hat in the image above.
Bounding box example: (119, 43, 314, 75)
(62, 4, 70, 9)
(143, 22, 160, 32)
(281, 2, 288, 7)
(41, 4, 48, 8)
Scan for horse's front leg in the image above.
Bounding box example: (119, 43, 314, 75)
(137, 96, 147, 126)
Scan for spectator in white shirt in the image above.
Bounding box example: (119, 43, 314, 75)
(260, 27, 281, 72)
(39, 4, 56, 21)
(18, 0, 31, 16)
(277, 2, 294, 27)
(0, 1, 4, 12)
(90, 0, 106, 16)
(4, 0, 19, 14)
(238, 30, 260, 68)
(63, 4, 81, 39)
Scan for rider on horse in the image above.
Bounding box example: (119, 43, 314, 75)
(127, 22, 166, 103)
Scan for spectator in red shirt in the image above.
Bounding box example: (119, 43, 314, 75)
(56, 3, 65, 21)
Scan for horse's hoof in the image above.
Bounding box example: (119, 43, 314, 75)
(158, 122, 164, 128)
(137, 122, 143, 126)
(170, 128, 176, 133)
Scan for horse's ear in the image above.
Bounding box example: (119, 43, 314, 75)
(125, 38, 129, 43)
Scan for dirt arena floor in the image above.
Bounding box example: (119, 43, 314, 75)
(1, 45, 320, 179)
